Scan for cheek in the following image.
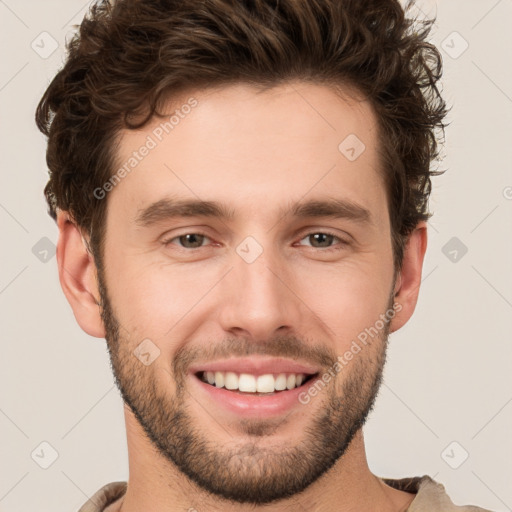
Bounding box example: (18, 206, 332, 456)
(292, 259, 392, 347)
(105, 253, 217, 342)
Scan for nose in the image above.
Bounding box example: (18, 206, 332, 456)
(217, 242, 301, 342)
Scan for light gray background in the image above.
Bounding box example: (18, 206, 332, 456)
(1, 0, 511, 510)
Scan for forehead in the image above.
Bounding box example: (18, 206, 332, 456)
(109, 81, 386, 227)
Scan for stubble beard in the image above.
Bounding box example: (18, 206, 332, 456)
(97, 265, 392, 505)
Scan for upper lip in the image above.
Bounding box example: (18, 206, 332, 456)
(189, 357, 320, 377)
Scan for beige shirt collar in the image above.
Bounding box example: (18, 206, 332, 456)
(78, 475, 493, 512)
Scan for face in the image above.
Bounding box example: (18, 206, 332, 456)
(97, 82, 397, 504)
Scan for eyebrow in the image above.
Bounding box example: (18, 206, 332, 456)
(134, 196, 373, 227)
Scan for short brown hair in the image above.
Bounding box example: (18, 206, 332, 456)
(36, 0, 448, 271)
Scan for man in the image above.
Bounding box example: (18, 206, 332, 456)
(36, 0, 493, 510)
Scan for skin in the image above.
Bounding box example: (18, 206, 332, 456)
(56, 81, 427, 511)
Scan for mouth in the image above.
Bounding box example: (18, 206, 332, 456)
(188, 357, 323, 417)
(195, 370, 319, 395)
(189, 363, 322, 418)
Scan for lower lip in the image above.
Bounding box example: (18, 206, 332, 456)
(190, 374, 319, 418)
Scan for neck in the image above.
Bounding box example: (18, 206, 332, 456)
(119, 406, 415, 512)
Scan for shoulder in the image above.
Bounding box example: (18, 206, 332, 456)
(77, 481, 127, 512)
(381, 474, 495, 512)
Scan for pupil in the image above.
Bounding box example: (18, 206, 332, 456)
(181, 234, 204, 248)
(311, 233, 332, 247)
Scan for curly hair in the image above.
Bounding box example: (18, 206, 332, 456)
(36, 0, 448, 271)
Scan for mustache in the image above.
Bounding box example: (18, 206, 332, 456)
(172, 335, 338, 378)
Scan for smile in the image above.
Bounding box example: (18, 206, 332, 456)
(197, 370, 317, 394)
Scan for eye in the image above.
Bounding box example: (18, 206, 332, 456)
(162, 232, 212, 249)
(297, 231, 349, 251)
(161, 231, 349, 252)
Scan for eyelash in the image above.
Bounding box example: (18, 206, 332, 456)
(161, 230, 350, 252)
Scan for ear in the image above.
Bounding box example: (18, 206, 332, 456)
(56, 210, 106, 338)
(389, 221, 428, 333)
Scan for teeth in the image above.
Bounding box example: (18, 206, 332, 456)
(200, 371, 310, 393)
(257, 374, 274, 393)
(214, 371, 224, 388)
(225, 371, 238, 390)
(239, 373, 256, 392)
(275, 374, 287, 391)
